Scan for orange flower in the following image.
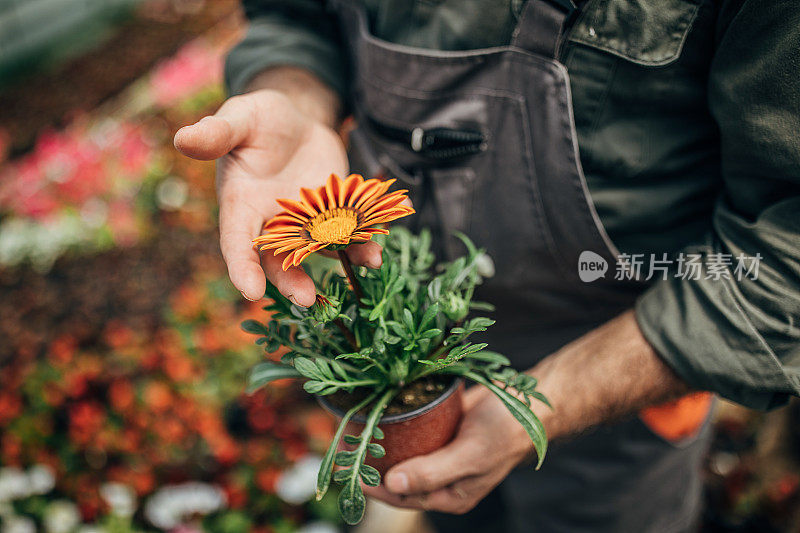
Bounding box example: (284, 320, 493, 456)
(253, 173, 414, 270)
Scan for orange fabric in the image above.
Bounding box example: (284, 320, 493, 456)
(639, 392, 713, 442)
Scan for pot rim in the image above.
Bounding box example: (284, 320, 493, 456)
(316, 376, 463, 425)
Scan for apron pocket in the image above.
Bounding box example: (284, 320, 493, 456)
(426, 166, 477, 260)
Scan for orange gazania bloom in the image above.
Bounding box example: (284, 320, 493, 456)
(253, 173, 414, 270)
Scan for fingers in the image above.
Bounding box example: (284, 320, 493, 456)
(219, 200, 266, 300)
(383, 438, 478, 496)
(416, 478, 485, 514)
(319, 241, 383, 268)
(363, 478, 484, 515)
(261, 252, 317, 307)
(345, 241, 383, 269)
(174, 97, 252, 160)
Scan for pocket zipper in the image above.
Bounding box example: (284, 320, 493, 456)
(367, 117, 485, 160)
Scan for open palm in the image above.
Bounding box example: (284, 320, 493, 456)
(175, 90, 380, 306)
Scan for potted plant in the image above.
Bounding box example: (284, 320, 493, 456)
(243, 174, 550, 525)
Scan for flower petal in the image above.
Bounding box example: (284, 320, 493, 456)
(346, 177, 381, 208)
(300, 187, 326, 213)
(340, 174, 362, 206)
(325, 174, 341, 209)
(361, 190, 409, 218)
(353, 179, 395, 210)
(277, 198, 317, 218)
(361, 206, 415, 226)
(264, 215, 305, 229)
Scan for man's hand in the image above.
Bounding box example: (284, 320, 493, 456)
(364, 385, 532, 514)
(174, 68, 382, 306)
(365, 311, 692, 513)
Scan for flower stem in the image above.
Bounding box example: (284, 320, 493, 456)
(334, 317, 359, 351)
(337, 249, 366, 306)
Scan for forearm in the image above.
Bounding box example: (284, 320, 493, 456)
(529, 310, 690, 441)
(245, 66, 342, 129)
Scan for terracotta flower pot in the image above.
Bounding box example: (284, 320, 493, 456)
(317, 378, 464, 475)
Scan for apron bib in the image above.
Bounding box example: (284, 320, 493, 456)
(333, 1, 712, 530)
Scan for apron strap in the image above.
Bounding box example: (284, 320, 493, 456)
(511, 0, 575, 58)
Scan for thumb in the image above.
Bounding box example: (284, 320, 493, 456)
(384, 438, 475, 496)
(174, 97, 251, 160)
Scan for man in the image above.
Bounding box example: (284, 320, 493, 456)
(174, 1, 800, 531)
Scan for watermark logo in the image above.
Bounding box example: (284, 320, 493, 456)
(578, 251, 608, 282)
(578, 251, 762, 283)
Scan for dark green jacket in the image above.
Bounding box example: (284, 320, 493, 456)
(225, 0, 800, 409)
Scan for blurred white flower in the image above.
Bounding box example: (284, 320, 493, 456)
(0, 219, 31, 268)
(144, 482, 226, 529)
(0, 468, 29, 502)
(296, 521, 340, 533)
(27, 465, 55, 495)
(156, 177, 189, 211)
(2, 515, 36, 533)
(80, 198, 109, 228)
(100, 482, 137, 518)
(276, 455, 323, 505)
(43, 501, 81, 533)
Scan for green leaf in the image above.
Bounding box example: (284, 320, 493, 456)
(333, 388, 394, 525)
(303, 381, 328, 394)
(338, 481, 366, 525)
(421, 328, 442, 339)
(333, 469, 352, 482)
(454, 231, 479, 258)
(335, 450, 358, 466)
(359, 464, 381, 487)
(316, 359, 335, 380)
(372, 427, 384, 440)
(241, 320, 268, 335)
(367, 442, 386, 458)
(402, 308, 415, 331)
(293, 357, 323, 380)
(465, 350, 510, 366)
(467, 372, 548, 468)
(419, 303, 440, 331)
(530, 391, 553, 409)
(467, 317, 495, 330)
(330, 359, 350, 380)
(247, 362, 301, 393)
(317, 391, 380, 501)
(343, 434, 361, 445)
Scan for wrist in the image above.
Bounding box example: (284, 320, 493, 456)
(245, 66, 342, 129)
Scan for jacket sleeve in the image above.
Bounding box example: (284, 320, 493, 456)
(635, 0, 800, 410)
(224, 0, 347, 98)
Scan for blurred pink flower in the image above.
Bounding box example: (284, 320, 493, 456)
(150, 41, 222, 107)
(118, 126, 152, 176)
(107, 200, 139, 246)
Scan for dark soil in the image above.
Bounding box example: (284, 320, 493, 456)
(326, 375, 453, 417)
(0, 227, 221, 363)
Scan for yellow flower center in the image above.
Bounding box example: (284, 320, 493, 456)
(306, 207, 359, 244)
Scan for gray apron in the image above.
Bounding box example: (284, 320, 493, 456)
(334, 0, 712, 531)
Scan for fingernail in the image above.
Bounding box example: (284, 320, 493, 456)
(240, 291, 256, 302)
(387, 472, 409, 494)
(287, 294, 303, 307)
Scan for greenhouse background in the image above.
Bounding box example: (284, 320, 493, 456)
(0, 1, 798, 531)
